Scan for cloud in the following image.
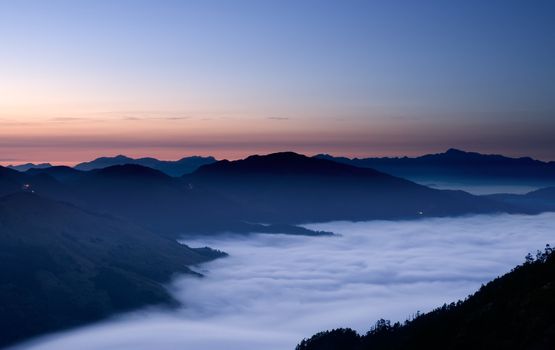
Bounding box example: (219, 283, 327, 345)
(49, 117, 89, 122)
(121, 116, 191, 121)
(47, 117, 111, 124)
(267, 117, 290, 120)
(11, 213, 555, 350)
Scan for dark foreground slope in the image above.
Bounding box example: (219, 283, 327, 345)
(0, 192, 224, 348)
(297, 246, 555, 350)
(186, 152, 519, 224)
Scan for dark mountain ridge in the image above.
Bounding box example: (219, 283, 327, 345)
(26, 165, 84, 182)
(316, 148, 555, 186)
(186, 152, 521, 224)
(0, 192, 225, 348)
(3, 152, 553, 236)
(1, 152, 555, 347)
(296, 245, 555, 350)
(486, 186, 555, 213)
(15, 163, 329, 236)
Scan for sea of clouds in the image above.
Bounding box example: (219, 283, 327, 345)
(11, 212, 555, 350)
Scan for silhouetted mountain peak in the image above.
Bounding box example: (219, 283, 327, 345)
(247, 151, 304, 159)
(444, 148, 468, 155)
(93, 164, 170, 180)
(113, 154, 132, 160)
(315, 149, 555, 186)
(7, 162, 52, 172)
(242, 151, 313, 167)
(177, 155, 216, 162)
(194, 151, 385, 177)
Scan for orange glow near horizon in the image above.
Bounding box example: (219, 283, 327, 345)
(1, 109, 554, 166)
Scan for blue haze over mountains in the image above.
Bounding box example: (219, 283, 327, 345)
(73, 155, 217, 176)
(316, 148, 555, 190)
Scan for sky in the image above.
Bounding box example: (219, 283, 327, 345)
(11, 212, 555, 350)
(1, 0, 554, 164)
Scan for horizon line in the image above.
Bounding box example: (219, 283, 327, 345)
(2, 147, 553, 168)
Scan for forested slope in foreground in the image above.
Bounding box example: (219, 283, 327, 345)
(297, 245, 555, 350)
(0, 192, 225, 348)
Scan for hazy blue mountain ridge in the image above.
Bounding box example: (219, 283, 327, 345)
(74, 155, 217, 176)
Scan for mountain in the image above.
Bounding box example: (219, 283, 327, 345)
(74, 155, 217, 176)
(315, 149, 555, 187)
(0, 166, 23, 195)
(7, 163, 52, 172)
(185, 152, 520, 224)
(0, 165, 72, 199)
(26, 165, 85, 182)
(296, 245, 555, 350)
(4, 153, 553, 236)
(0, 192, 225, 348)
(62, 164, 249, 234)
(1, 152, 554, 347)
(68, 164, 334, 235)
(0, 163, 331, 236)
(486, 186, 555, 213)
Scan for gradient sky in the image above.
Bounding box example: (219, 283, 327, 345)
(1, 0, 554, 164)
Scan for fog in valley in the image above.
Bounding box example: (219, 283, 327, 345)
(12, 213, 555, 350)
(420, 182, 540, 195)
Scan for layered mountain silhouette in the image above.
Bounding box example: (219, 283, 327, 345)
(7, 155, 216, 177)
(9, 149, 555, 186)
(2, 152, 553, 236)
(7, 162, 52, 172)
(25, 165, 84, 182)
(296, 245, 555, 350)
(487, 187, 555, 213)
(10, 163, 329, 236)
(185, 152, 520, 223)
(316, 149, 555, 187)
(0, 192, 224, 348)
(1, 151, 555, 347)
(2, 152, 554, 236)
(74, 154, 217, 176)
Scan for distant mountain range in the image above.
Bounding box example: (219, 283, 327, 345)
(3, 152, 555, 235)
(8, 149, 555, 188)
(7, 162, 52, 172)
(296, 245, 555, 350)
(486, 187, 555, 213)
(316, 148, 555, 188)
(74, 155, 217, 176)
(8, 155, 217, 177)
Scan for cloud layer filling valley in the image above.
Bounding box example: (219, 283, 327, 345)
(13, 213, 555, 350)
